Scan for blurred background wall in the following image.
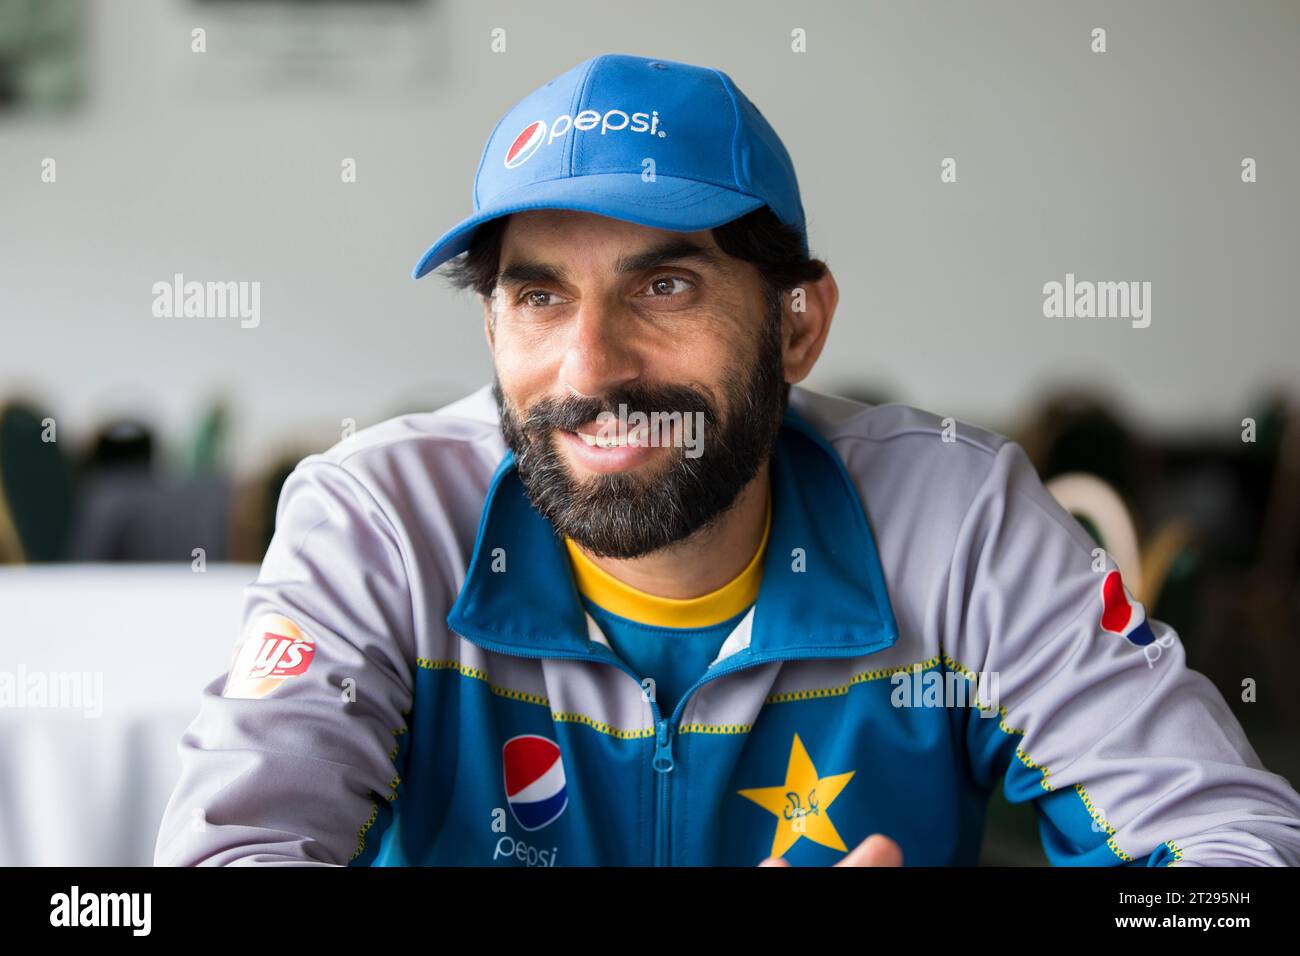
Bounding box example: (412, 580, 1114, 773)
(2, 0, 1297, 467)
(0, 0, 1297, 866)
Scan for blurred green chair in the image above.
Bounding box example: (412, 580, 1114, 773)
(0, 401, 77, 562)
(184, 401, 229, 474)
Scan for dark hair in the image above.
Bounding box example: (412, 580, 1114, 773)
(439, 205, 827, 308)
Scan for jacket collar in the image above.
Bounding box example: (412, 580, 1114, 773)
(446, 404, 898, 663)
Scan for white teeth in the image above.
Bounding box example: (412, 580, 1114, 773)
(577, 425, 649, 449)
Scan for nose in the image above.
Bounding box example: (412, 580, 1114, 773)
(557, 299, 641, 400)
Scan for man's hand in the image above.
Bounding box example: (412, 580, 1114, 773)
(758, 833, 903, 867)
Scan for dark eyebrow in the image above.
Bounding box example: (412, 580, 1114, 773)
(615, 239, 721, 275)
(494, 238, 722, 291)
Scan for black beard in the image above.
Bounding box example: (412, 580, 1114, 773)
(493, 291, 789, 559)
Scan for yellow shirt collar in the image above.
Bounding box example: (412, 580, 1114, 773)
(564, 484, 771, 629)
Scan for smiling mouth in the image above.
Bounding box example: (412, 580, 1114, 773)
(564, 422, 653, 449)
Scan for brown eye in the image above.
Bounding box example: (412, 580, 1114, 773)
(521, 290, 558, 308)
(645, 276, 691, 297)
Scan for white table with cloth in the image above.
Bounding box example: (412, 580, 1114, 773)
(0, 564, 258, 866)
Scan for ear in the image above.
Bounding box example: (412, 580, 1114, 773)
(482, 292, 496, 354)
(782, 267, 837, 385)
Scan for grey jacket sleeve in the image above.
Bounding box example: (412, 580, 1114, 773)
(154, 457, 416, 866)
(946, 439, 1300, 866)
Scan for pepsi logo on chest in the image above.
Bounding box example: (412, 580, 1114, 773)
(502, 734, 569, 830)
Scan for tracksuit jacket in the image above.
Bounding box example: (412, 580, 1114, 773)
(154, 384, 1300, 866)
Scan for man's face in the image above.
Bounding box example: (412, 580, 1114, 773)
(487, 209, 789, 559)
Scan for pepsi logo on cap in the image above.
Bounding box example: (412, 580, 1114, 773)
(502, 734, 569, 831)
(504, 121, 546, 169)
(1099, 570, 1156, 647)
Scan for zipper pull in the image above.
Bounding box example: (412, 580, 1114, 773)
(653, 717, 675, 773)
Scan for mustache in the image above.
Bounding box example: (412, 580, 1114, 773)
(521, 384, 715, 432)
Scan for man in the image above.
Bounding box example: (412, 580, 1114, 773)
(155, 53, 1300, 867)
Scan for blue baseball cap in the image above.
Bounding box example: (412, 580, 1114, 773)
(412, 52, 808, 280)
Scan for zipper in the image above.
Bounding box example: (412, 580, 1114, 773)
(447, 627, 678, 864)
(450, 624, 888, 867)
(653, 713, 674, 866)
(645, 641, 893, 864)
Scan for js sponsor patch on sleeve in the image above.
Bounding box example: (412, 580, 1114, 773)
(222, 613, 316, 700)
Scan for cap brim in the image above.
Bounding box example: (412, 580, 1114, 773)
(411, 173, 768, 280)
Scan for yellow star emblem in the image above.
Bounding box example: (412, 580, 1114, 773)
(737, 733, 856, 859)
